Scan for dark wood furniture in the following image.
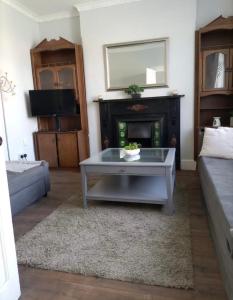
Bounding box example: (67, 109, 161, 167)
(194, 16, 233, 158)
(31, 38, 89, 167)
(96, 96, 183, 168)
(34, 131, 84, 168)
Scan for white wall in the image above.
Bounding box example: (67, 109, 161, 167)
(39, 16, 81, 43)
(0, 1, 7, 158)
(0, 2, 39, 160)
(79, 0, 197, 166)
(196, 0, 233, 28)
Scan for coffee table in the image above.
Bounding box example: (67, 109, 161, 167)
(80, 148, 176, 215)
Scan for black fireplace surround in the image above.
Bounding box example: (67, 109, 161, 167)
(96, 95, 183, 168)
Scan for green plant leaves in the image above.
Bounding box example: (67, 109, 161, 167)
(125, 84, 144, 95)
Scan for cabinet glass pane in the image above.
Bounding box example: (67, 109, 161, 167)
(205, 52, 225, 89)
(57, 67, 75, 89)
(39, 70, 54, 89)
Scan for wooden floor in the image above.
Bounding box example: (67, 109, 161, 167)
(13, 170, 228, 300)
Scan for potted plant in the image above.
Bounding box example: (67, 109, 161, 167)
(125, 84, 144, 98)
(123, 143, 141, 156)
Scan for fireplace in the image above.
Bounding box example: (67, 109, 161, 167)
(117, 119, 164, 148)
(97, 95, 183, 168)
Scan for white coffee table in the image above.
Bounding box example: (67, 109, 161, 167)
(80, 148, 176, 215)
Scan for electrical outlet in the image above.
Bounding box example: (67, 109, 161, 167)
(19, 154, 27, 160)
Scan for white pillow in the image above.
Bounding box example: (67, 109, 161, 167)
(199, 127, 233, 159)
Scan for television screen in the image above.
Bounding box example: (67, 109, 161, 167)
(29, 89, 78, 116)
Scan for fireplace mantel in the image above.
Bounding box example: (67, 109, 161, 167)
(96, 95, 184, 168)
(94, 95, 184, 103)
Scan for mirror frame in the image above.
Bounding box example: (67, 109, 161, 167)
(103, 38, 168, 91)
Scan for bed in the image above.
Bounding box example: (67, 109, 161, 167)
(7, 161, 50, 216)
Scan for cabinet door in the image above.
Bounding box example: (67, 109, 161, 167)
(37, 68, 57, 89)
(57, 133, 79, 167)
(56, 65, 77, 90)
(35, 133, 58, 167)
(202, 49, 230, 91)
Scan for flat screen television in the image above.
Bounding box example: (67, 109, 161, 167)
(29, 89, 78, 116)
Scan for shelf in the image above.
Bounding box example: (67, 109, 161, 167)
(200, 91, 233, 97)
(201, 44, 233, 51)
(41, 61, 74, 68)
(87, 175, 168, 204)
(200, 107, 233, 110)
(200, 94, 233, 111)
(93, 95, 185, 103)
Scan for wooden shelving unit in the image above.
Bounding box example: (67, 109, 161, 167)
(194, 16, 233, 158)
(30, 38, 89, 167)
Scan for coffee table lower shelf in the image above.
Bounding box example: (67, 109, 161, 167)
(86, 175, 168, 205)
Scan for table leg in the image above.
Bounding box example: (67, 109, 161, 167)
(80, 165, 88, 208)
(163, 167, 175, 215)
(173, 159, 176, 188)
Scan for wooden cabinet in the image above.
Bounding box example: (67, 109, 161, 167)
(34, 133, 58, 167)
(34, 131, 82, 168)
(194, 16, 233, 158)
(31, 38, 90, 167)
(57, 133, 79, 167)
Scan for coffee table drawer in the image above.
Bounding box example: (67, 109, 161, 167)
(85, 165, 166, 176)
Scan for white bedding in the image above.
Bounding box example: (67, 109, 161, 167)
(6, 161, 42, 173)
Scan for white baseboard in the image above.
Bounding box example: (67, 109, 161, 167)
(181, 159, 196, 171)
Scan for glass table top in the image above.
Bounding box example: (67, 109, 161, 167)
(81, 148, 176, 166)
(101, 148, 169, 163)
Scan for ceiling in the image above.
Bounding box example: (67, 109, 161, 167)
(13, 0, 82, 16)
(5, 0, 141, 21)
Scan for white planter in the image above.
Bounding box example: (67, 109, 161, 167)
(124, 154, 140, 162)
(124, 148, 140, 156)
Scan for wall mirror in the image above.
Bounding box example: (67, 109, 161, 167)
(104, 38, 168, 90)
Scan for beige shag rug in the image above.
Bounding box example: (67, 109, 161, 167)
(16, 189, 193, 289)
